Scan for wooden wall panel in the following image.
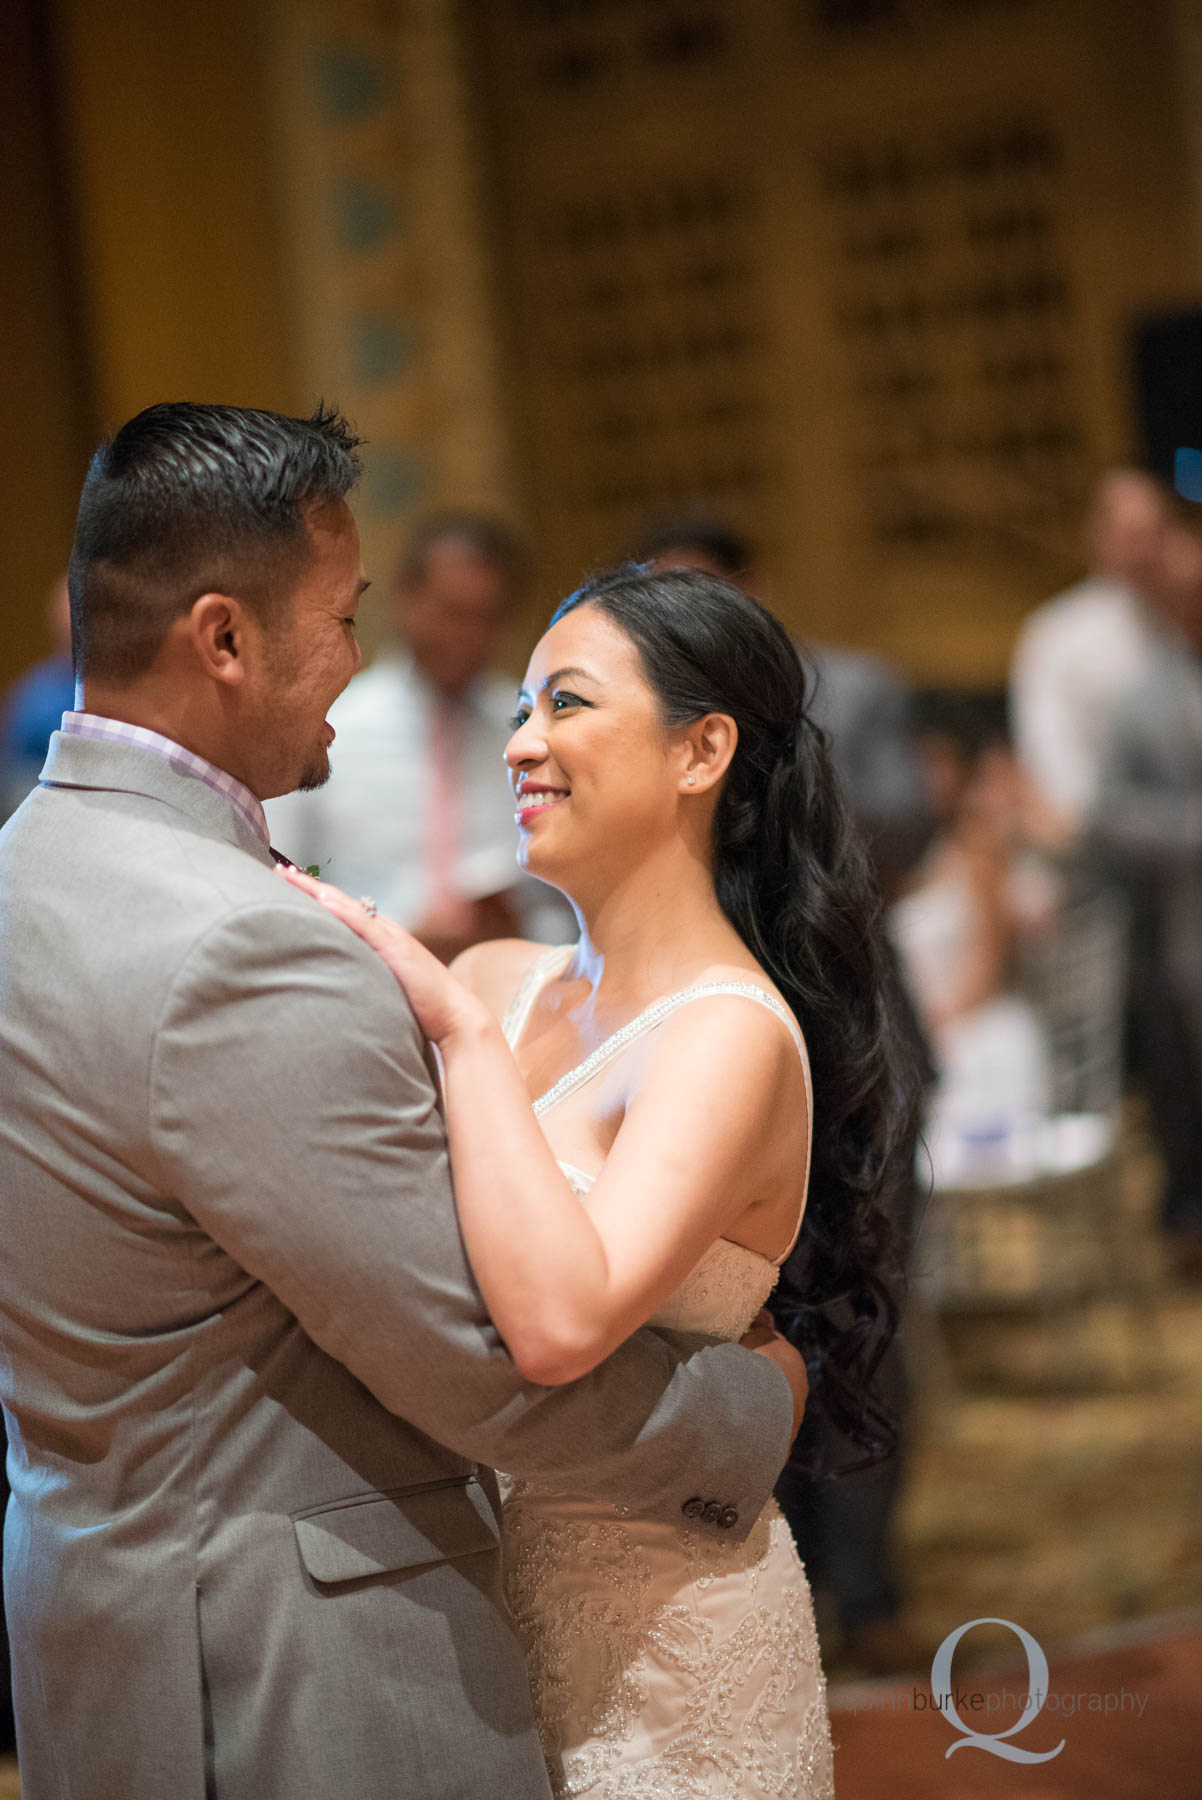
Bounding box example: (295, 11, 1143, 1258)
(0, 0, 90, 691)
(53, 0, 296, 426)
(1, 0, 298, 695)
(469, 0, 1199, 681)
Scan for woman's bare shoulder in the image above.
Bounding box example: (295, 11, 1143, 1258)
(692, 957, 794, 1016)
(653, 961, 810, 1090)
(450, 938, 563, 1021)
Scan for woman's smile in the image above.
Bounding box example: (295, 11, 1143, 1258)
(514, 780, 569, 825)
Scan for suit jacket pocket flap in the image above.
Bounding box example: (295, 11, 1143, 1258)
(293, 1478, 500, 1584)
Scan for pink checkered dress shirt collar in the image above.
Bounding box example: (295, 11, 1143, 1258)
(60, 711, 270, 848)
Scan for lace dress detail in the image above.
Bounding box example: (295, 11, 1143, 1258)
(498, 949, 834, 1799)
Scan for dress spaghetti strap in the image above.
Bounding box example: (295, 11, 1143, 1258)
(500, 948, 813, 1267)
(532, 982, 808, 1118)
(500, 944, 574, 1048)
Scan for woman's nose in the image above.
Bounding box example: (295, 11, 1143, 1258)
(504, 715, 546, 769)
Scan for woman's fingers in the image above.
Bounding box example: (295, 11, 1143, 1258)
(276, 863, 394, 950)
(274, 863, 470, 1038)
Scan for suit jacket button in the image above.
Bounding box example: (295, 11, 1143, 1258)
(701, 1501, 722, 1523)
(718, 1507, 739, 1529)
(681, 1496, 706, 1519)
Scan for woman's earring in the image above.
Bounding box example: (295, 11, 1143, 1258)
(686, 774, 696, 786)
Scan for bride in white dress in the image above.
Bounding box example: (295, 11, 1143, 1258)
(284, 565, 912, 1798)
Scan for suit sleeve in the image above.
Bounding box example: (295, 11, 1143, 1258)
(148, 895, 793, 1537)
(832, 664, 934, 893)
(1090, 686, 1202, 868)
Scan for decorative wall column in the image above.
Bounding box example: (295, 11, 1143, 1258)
(266, 0, 519, 629)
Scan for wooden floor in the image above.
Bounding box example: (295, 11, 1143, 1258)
(818, 1123, 1202, 1794)
(828, 1614, 1202, 1798)
(1, 1621, 1197, 1797)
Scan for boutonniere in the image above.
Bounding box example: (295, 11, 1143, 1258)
(272, 849, 331, 879)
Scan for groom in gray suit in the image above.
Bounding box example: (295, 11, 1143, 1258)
(0, 403, 803, 1799)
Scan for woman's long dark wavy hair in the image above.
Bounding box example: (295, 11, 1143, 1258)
(551, 566, 924, 1470)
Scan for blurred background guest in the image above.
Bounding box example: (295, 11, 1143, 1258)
(1010, 468, 1172, 843)
(1009, 469, 1202, 1274)
(631, 510, 933, 1675)
(892, 694, 1053, 1184)
(1091, 511, 1202, 1276)
(266, 511, 571, 961)
(0, 574, 73, 824)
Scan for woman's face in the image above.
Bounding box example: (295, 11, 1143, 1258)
(505, 604, 682, 885)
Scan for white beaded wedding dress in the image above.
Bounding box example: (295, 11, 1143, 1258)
(498, 949, 836, 1800)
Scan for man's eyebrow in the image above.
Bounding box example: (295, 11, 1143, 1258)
(355, 579, 371, 598)
(516, 665, 599, 701)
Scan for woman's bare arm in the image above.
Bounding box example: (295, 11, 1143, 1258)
(280, 869, 807, 1385)
(436, 995, 803, 1382)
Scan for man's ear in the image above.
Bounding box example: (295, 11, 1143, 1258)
(188, 593, 250, 687)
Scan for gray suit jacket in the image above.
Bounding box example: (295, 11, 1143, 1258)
(805, 644, 934, 895)
(1091, 640, 1202, 1029)
(0, 732, 792, 1800)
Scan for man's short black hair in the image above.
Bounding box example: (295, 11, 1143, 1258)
(395, 511, 529, 597)
(628, 512, 753, 579)
(69, 401, 362, 682)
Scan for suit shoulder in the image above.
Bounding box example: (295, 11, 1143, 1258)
(806, 640, 905, 696)
(157, 885, 430, 1077)
(1112, 646, 1191, 729)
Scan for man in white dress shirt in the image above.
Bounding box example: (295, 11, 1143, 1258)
(1091, 513, 1202, 1272)
(266, 512, 570, 959)
(1010, 469, 1171, 837)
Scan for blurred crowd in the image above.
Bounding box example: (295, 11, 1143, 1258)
(912, 468, 1202, 1280)
(8, 474, 1181, 1257)
(4, 465, 1202, 1687)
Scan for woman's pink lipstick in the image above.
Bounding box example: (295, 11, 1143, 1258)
(514, 784, 568, 825)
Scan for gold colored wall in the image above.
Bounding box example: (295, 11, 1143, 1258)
(0, 0, 91, 692)
(0, 0, 297, 693)
(5, 0, 1202, 698)
(469, 0, 1201, 682)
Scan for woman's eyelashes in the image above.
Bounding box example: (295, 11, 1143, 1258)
(508, 690, 592, 730)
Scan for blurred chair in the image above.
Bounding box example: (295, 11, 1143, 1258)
(912, 871, 1163, 1391)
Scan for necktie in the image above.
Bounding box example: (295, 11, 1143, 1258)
(426, 696, 463, 910)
